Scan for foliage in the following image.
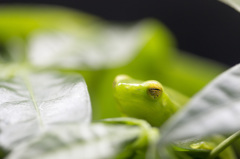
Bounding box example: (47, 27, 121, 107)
(0, 3, 240, 159)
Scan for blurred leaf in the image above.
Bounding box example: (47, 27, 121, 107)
(7, 118, 158, 159)
(0, 5, 101, 63)
(219, 0, 240, 12)
(27, 22, 150, 70)
(0, 5, 99, 41)
(103, 117, 160, 146)
(159, 64, 240, 146)
(0, 71, 91, 150)
(0, 37, 26, 63)
(103, 118, 160, 159)
(172, 135, 236, 159)
(6, 123, 139, 159)
(0, 5, 158, 70)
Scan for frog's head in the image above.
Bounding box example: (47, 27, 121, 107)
(113, 74, 163, 101)
(113, 74, 169, 126)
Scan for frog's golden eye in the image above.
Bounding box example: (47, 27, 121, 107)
(145, 80, 163, 99)
(148, 87, 162, 99)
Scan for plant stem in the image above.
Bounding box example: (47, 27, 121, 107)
(208, 130, 240, 159)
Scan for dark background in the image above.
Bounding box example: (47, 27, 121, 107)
(0, 0, 240, 66)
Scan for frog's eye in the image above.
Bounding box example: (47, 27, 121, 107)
(148, 87, 162, 99)
(145, 80, 163, 99)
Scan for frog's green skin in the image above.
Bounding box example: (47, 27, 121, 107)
(113, 74, 188, 127)
(113, 75, 236, 159)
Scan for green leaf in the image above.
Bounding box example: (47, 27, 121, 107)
(0, 5, 158, 70)
(159, 64, 240, 145)
(219, 0, 240, 12)
(103, 117, 160, 149)
(0, 5, 101, 63)
(27, 21, 157, 70)
(0, 71, 91, 150)
(6, 118, 158, 159)
(172, 135, 236, 159)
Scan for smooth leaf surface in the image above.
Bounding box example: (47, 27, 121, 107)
(0, 71, 91, 150)
(159, 64, 240, 145)
(7, 118, 157, 159)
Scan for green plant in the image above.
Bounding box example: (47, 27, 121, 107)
(0, 1, 240, 159)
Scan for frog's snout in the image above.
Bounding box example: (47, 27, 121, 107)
(113, 74, 130, 88)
